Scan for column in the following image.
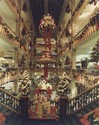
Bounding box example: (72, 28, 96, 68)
(14, 0, 21, 93)
(16, 20, 20, 36)
(72, 49, 76, 69)
(30, 34, 34, 80)
(19, 96, 28, 119)
(60, 97, 68, 118)
(71, 49, 77, 97)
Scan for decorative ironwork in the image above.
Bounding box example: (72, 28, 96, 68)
(0, 87, 20, 114)
(66, 84, 99, 115)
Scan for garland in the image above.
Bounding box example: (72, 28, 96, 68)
(19, 68, 25, 75)
(80, 116, 90, 125)
(19, 79, 30, 96)
(9, 70, 17, 76)
(0, 72, 5, 80)
(0, 19, 19, 41)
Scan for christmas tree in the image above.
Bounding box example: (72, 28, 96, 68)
(90, 41, 99, 65)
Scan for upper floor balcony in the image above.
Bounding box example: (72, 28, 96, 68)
(5, 0, 19, 19)
(0, 17, 19, 51)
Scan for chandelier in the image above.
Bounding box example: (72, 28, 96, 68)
(39, 13, 56, 34)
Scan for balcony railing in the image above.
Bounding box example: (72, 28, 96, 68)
(66, 84, 99, 115)
(0, 87, 20, 114)
(0, 18, 19, 45)
(5, 0, 19, 18)
(0, 71, 17, 86)
(58, 8, 99, 55)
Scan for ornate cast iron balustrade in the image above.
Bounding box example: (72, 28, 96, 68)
(66, 84, 99, 115)
(8, 0, 18, 14)
(0, 87, 20, 114)
(0, 18, 19, 43)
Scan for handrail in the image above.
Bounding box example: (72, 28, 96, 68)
(57, 0, 85, 45)
(5, 0, 19, 19)
(69, 84, 99, 101)
(2, 20, 17, 36)
(0, 87, 18, 99)
(0, 18, 19, 45)
(58, 8, 99, 55)
(74, 8, 99, 40)
(0, 87, 20, 114)
(1, 19, 18, 37)
(66, 84, 99, 115)
(9, 0, 17, 12)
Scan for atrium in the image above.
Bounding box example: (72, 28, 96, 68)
(0, 0, 99, 125)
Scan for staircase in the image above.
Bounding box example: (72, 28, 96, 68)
(0, 87, 23, 125)
(0, 84, 99, 125)
(66, 84, 99, 116)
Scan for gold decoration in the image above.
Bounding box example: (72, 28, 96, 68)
(39, 14, 56, 34)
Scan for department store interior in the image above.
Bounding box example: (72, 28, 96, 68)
(0, 0, 99, 125)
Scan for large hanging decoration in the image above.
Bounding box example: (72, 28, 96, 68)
(28, 14, 58, 120)
(39, 14, 56, 35)
(39, 14, 56, 78)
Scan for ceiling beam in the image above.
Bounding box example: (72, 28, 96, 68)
(72, 0, 88, 23)
(44, 0, 48, 15)
(26, 0, 35, 34)
(58, 0, 68, 27)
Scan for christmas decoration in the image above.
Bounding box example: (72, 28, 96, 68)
(0, 113, 6, 124)
(19, 78, 30, 96)
(22, 3, 27, 12)
(57, 72, 71, 96)
(75, 9, 99, 41)
(90, 41, 99, 65)
(39, 14, 56, 35)
(89, 0, 97, 5)
(0, 18, 19, 42)
(28, 76, 59, 120)
(80, 115, 90, 125)
(65, 4, 70, 13)
(8, 68, 17, 76)
(39, 14, 56, 78)
(19, 55, 26, 68)
(93, 109, 99, 121)
(10, 0, 17, 8)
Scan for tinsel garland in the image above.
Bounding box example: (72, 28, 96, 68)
(19, 68, 25, 75)
(0, 19, 19, 41)
(9, 70, 17, 76)
(19, 79, 30, 96)
(93, 109, 99, 121)
(76, 10, 99, 40)
(57, 72, 71, 96)
(0, 72, 5, 80)
(90, 41, 99, 63)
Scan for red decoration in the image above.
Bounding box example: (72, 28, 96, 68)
(47, 87, 52, 95)
(94, 109, 99, 118)
(80, 116, 90, 125)
(34, 88, 40, 94)
(39, 14, 56, 78)
(0, 113, 6, 124)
